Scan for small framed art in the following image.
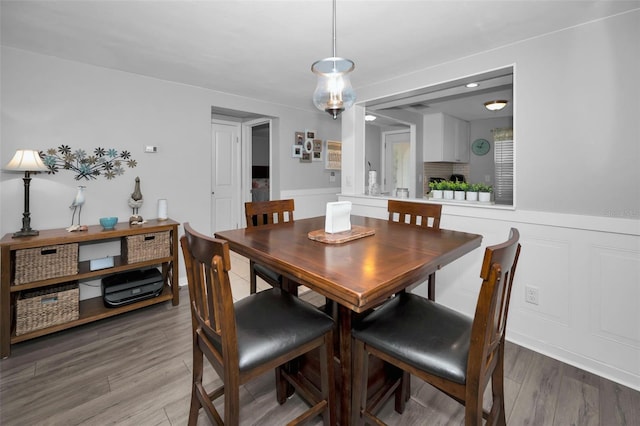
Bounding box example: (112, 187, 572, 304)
(325, 140, 342, 170)
(300, 152, 312, 163)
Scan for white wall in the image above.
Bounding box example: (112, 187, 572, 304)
(364, 123, 382, 186)
(1, 47, 341, 241)
(341, 11, 640, 390)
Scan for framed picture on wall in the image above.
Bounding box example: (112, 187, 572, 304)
(312, 150, 323, 162)
(295, 131, 304, 145)
(304, 139, 313, 153)
(300, 152, 312, 163)
(291, 144, 302, 158)
(313, 139, 322, 152)
(325, 140, 342, 170)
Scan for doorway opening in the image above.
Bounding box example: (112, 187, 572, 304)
(249, 122, 271, 203)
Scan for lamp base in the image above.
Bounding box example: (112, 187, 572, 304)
(12, 229, 39, 238)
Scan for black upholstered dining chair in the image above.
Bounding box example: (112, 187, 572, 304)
(351, 228, 521, 426)
(387, 200, 442, 300)
(244, 199, 295, 294)
(181, 223, 336, 425)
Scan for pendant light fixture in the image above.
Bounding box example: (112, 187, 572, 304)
(311, 0, 355, 119)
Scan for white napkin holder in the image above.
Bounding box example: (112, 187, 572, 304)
(325, 201, 352, 234)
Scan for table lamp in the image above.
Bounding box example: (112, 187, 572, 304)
(4, 149, 49, 238)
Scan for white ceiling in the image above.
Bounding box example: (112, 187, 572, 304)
(2, 1, 638, 117)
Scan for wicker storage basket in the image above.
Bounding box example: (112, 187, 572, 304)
(14, 243, 79, 285)
(16, 282, 79, 335)
(122, 231, 171, 263)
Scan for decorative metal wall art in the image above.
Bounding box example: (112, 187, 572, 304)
(41, 145, 137, 180)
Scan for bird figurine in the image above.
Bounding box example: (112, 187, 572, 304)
(67, 186, 87, 232)
(128, 176, 144, 224)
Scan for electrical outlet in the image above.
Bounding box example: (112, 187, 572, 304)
(525, 285, 539, 305)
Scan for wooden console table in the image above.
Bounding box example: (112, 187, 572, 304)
(0, 219, 180, 358)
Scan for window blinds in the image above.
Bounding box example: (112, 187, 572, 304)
(493, 128, 513, 205)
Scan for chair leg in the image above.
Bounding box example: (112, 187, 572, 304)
(275, 366, 287, 404)
(320, 332, 336, 426)
(395, 370, 410, 413)
(427, 272, 436, 301)
(224, 375, 241, 425)
(189, 344, 204, 426)
(489, 350, 507, 426)
(249, 260, 257, 294)
(464, 377, 484, 426)
(351, 339, 369, 426)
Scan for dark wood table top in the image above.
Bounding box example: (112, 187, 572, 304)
(215, 216, 482, 312)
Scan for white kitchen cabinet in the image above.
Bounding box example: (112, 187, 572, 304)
(423, 113, 470, 163)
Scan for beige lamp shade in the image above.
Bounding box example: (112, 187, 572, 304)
(5, 149, 48, 171)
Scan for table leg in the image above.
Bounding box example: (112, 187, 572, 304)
(338, 304, 353, 425)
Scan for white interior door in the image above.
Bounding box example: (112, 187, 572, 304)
(211, 120, 241, 232)
(383, 130, 411, 194)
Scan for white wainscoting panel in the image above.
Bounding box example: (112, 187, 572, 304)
(591, 245, 640, 346)
(280, 188, 340, 219)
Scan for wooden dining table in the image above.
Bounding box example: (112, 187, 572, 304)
(215, 215, 482, 425)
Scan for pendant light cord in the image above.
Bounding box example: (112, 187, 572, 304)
(332, 0, 337, 57)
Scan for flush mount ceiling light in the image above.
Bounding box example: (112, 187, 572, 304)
(466, 82, 479, 88)
(311, 0, 356, 120)
(484, 100, 508, 111)
(364, 114, 376, 121)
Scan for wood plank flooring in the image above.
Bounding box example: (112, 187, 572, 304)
(1, 253, 638, 425)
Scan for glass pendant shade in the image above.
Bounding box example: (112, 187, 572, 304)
(312, 57, 356, 119)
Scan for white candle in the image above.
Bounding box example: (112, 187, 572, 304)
(157, 199, 168, 220)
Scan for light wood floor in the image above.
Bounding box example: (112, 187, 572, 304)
(1, 252, 639, 425)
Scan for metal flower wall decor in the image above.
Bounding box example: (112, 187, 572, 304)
(40, 145, 137, 180)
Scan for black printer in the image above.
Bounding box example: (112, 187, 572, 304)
(101, 268, 164, 308)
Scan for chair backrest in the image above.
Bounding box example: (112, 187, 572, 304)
(467, 228, 521, 392)
(387, 200, 442, 229)
(180, 222, 238, 375)
(245, 199, 295, 228)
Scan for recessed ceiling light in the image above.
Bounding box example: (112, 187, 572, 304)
(466, 82, 479, 88)
(365, 114, 377, 121)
